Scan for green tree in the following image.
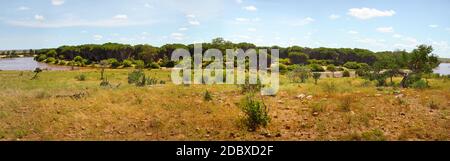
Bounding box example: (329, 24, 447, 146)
(288, 52, 309, 65)
(401, 45, 440, 88)
(312, 72, 321, 85)
(326, 64, 336, 77)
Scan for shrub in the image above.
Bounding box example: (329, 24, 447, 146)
(278, 63, 288, 74)
(37, 54, 47, 62)
(73, 56, 83, 62)
(339, 95, 353, 112)
(204, 90, 213, 101)
(128, 70, 145, 84)
(312, 72, 321, 85)
(310, 102, 324, 116)
(343, 61, 360, 69)
(58, 60, 67, 65)
(134, 60, 145, 69)
(322, 81, 337, 93)
(428, 99, 440, 110)
(45, 57, 56, 63)
(361, 129, 386, 141)
(239, 95, 270, 131)
(148, 62, 160, 69)
(75, 74, 86, 81)
(309, 64, 325, 72)
(122, 59, 133, 67)
(411, 79, 428, 89)
(46, 50, 57, 58)
(108, 58, 121, 68)
(100, 77, 110, 87)
(288, 52, 309, 65)
(343, 70, 350, 77)
(240, 78, 262, 93)
(287, 65, 311, 83)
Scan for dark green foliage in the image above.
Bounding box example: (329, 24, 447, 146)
(75, 74, 86, 81)
(128, 70, 145, 84)
(343, 70, 350, 77)
(411, 79, 428, 89)
(239, 95, 270, 131)
(147, 62, 160, 69)
(312, 72, 321, 85)
(204, 90, 213, 101)
(309, 64, 325, 72)
(108, 58, 121, 68)
(343, 61, 360, 69)
(122, 59, 133, 67)
(288, 52, 309, 65)
(288, 65, 310, 83)
(36, 54, 47, 62)
(45, 57, 56, 63)
(31, 68, 42, 80)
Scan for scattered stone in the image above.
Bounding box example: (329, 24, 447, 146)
(312, 112, 319, 117)
(375, 94, 382, 97)
(278, 100, 284, 104)
(306, 95, 313, 100)
(275, 133, 282, 137)
(285, 125, 291, 130)
(400, 112, 406, 116)
(395, 94, 404, 98)
(296, 94, 306, 99)
(146, 133, 152, 136)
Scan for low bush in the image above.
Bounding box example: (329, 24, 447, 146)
(239, 95, 270, 131)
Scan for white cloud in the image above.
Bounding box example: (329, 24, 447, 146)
(329, 14, 340, 20)
(178, 27, 188, 31)
(18, 6, 30, 11)
(292, 17, 315, 26)
(348, 8, 395, 20)
(188, 20, 200, 25)
(236, 0, 243, 4)
(34, 14, 45, 21)
(93, 35, 103, 41)
(376, 27, 394, 33)
(428, 24, 439, 28)
(243, 5, 257, 11)
(347, 30, 358, 34)
(7, 17, 154, 28)
(113, 14, 128, 20)
(51, 0, 65, 6)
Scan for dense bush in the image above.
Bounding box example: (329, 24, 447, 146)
(343, 61, 360, 69)
(343, 70, 350, 77)
(148, 62, 161, 69)
(45, 57, 56, 64)
(411, 79, 428, 89)
(75, 74, 86, 81)
(108, 58, 121, 68)
(288, 52, 309, 65)
(239, 95, 270, 131)
(122, 59, 133, 67)
(309, 64, 325, 72)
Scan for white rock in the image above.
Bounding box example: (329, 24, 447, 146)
(306, 95, 313, 100)
(296, 94, 306, 99)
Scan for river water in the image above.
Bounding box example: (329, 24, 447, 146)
(0, 57, 74, 71)
(1, 57, 450, 74)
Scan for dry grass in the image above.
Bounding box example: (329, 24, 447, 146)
(0, 69, 448, 141)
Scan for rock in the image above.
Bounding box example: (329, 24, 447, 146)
(275, 133, 282, 137)
(146, 133, 152, 136)
(285, 125, 291, 130)
(395, 94, 404, 98)
(312, 112, 319, 117)
(306, 95, 313, 100)
(278, 100, 284, 104)
(375, 94, 382, 97)
(296, 94, 306, 99)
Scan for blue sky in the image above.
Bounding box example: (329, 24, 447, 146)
(0, 0, 449, 57)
